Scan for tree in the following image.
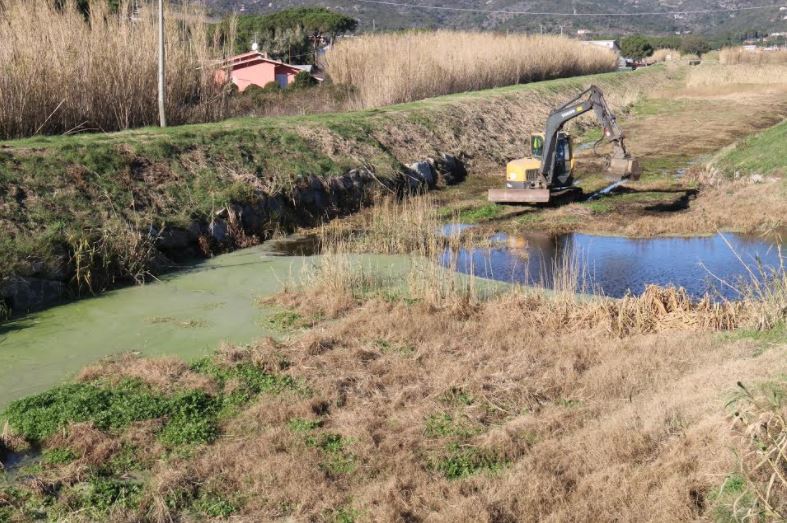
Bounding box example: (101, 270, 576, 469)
(680, 35, 711, 57)
(620, 35, 654, 60)
(221, 8, 358, 64)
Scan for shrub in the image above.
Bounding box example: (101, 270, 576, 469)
(621, 35, 654, 60)
(292, 71, 317, 89)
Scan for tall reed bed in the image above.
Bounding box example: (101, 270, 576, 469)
(0, 0, 231, 139)
(686, 64, 787, 87)
(721, 46, 787, 65)
(323, 32, 618, 108)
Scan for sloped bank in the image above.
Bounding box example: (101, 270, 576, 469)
(0, 66, 671, 316)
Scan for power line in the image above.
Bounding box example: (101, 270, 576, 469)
(351, 0, 784, 17)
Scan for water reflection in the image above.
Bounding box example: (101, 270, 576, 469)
(442, 231, 782, 299)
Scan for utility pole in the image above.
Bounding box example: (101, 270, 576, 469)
(158, 0, 167, 128)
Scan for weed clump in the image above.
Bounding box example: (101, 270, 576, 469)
(721, 379, 787, 519)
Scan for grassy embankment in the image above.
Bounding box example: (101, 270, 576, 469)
(0, 66, 668, 311)
(1, 190, 784, 521)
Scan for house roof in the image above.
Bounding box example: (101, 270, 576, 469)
(219, 51, 302, 74)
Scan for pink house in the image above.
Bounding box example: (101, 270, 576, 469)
(215, 51, 304, 92)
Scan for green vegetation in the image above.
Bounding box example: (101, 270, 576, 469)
(217, 8, 357, 64)
(440, 203, 504, 223)
(679, 35, 712, 58)
(423, 411, 505, 479)
(620, 35, 653, 60)
(710, 473, 756, 522)
(374, 338, 416, 356)
(42, 447, 77, 465)
(193, 493, 238, 519)
(430, 445, 507, 480)
(264, 310, 306, 331)
(4, 356, 297, 445)
(584, 200, 614, 214)
(713, 120, 787, 179)
(0, 352, 304, 519)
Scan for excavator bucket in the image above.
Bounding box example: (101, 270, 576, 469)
(488, 188, 551, 204)
(608, 157, 641, 181)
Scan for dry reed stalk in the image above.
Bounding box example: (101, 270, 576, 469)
(647, 48, 681, 64)
(0, 0, 232, 139)
(324, 31, 618, 108)
(686, 64, 787, 87)
(721, 47, 787, 65)
(727, 380, 787, 519)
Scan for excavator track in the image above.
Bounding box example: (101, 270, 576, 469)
(488, 186, 581, 204)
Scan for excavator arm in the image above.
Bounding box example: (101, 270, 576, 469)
(539, 85, 639, 186)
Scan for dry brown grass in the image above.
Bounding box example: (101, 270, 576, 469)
(0, 0, 230, 139)
(687, 63, 787, 87)
(324, 32, 618, 108)
(721, 46, 787, 65)
(77, 353, 216, 393)
(126, 284, 784, 521)
(647, 48, 681, 64)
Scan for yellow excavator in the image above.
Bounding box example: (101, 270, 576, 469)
(488, 85, 640, 204)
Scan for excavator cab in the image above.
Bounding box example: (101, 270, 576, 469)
(496, 132, 574, 203)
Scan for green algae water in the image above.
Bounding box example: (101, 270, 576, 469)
(0, 246, 309, 409)
(0, 243, 423, 409)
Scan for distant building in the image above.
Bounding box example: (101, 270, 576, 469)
(582, 40, 626, 67)
(583, 40, 621, 54)
(214, 51, 308, 92)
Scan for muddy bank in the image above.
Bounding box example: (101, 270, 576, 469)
(0, 155, 465, 316)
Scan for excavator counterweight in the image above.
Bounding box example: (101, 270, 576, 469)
(489, 85, 639, 205)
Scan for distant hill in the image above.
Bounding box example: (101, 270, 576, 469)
(203, 0, 787, 35)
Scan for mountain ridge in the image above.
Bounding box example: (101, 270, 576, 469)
(204, 0, 787, 35)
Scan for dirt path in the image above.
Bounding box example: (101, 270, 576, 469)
(436, 81, 787, 238)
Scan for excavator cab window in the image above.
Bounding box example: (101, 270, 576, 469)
(531, 134, 544, 159)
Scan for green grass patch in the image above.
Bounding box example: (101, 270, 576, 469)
(3, 380, 169, 442)
(714, 120, 787, 178)
(374, 338, 416, 356)
(41, 448, 76, 466)
(83, 477, 143, 517)
(429, 444, 507, 480)
(709, 473, 758, 522)
(638, 155, 690, 176)
(5, 356, 298, 448)
(439, 388, 475, 407)
(424, 413, 480, 439)
(193, 493, 238, 519)
(583, 200, 614, 214)
(288, 417, 322, 433)
(263, 310, 306, 331)
(632, 97, 690, 118)
(308, 433, 356, 476)
(455, 204, 504, 223)
(517, 212, 545, 226)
